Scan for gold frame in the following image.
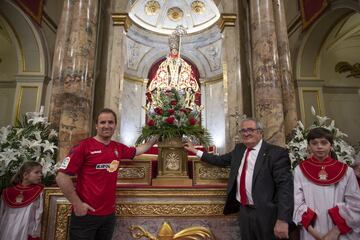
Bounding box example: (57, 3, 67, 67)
(15, 85, 40, 123)
(42, 188, 228, 240)
(193, 160, 229, 186)
(298, 87, 325, 125)
(117, 159, 152, 185)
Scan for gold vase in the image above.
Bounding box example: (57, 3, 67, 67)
(152, 137, 193, 186)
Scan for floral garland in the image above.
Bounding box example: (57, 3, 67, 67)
(136, 88, 212, 147)
(287, 107, 355, 169)
(0, 111, 59, 190)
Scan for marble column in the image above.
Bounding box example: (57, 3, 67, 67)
(249, 0, 285, 146)
(49, 0, 99, 160)
(273, 0, 298, 139)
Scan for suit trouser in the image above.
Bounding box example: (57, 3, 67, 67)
(69, 213, 116, 240)
(238, 205, 276, 240)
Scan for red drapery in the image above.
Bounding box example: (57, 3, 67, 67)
(14, 0, 44, 25)
(299, 0, 328, 30)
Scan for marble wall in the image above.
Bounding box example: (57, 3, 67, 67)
(203, 80, 226, 153)
(119, 78, 146, 145)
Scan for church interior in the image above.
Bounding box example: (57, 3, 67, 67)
(0, 0, 359, 239)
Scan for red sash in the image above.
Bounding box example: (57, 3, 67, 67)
(3, 184, 44, 208)
(300, 156, 347, 185)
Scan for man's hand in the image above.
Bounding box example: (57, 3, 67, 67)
(274, 220, 289, 239)
(73, 202, 95, 216)
(184, 141, 197, 154)
(321, 226, 340, 240)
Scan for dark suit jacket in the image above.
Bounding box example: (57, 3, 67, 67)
(201, 140, 293, 223)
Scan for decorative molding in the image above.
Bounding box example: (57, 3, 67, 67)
(41, 188, 65, 239)
(55, 204, 71, 240)
(117, 160, 152, 185)
(203, 74, 223, 85)
(193, 161, 229, 186)
(43, 188, 228, 239)
(116, 202, 224, 216)
(124, 74, 145, 83)
(199, 166, 230, 179)
(217, 13, 237, 32)
(112, 13, 132, 31)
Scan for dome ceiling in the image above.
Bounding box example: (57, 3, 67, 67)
(129, 0, 220, 35)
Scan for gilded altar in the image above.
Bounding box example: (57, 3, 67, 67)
(41, 155, 240, 240)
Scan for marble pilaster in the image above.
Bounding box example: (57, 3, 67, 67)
(221, 1, 243, 152)
(49, 0, 99, 159)
(249, 0, 285, 146)
(273, 0, 298, 139)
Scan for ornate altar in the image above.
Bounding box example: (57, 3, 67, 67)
(41, 151, 241, 240)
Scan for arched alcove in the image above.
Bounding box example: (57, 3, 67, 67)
(0, 0, 50, 126)
(295, 4, 360, 145)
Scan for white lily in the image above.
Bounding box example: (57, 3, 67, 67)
(42, 140, 57, 154)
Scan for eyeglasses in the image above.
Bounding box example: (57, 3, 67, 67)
(239, 128, 259, 134)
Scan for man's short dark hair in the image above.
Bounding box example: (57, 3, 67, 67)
(96, 108, 117, 124)
(307, 127, 333, 145)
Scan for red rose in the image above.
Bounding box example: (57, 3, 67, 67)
(147, 119, 155, 126)
(168, 109, 175, 115)
(179, 108, 187, 113)
(165, 116, 175, 124)
(170, 100, 177, 106)
(154, 108, 163, 115)
(188, 118, 197, 125)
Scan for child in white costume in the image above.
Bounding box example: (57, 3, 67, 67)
(293, 128, 360, 240)
(0, 162, 44, 240)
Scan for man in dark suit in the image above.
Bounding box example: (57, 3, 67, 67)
(185, 118, 293, 239)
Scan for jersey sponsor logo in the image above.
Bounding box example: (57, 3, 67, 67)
(96, 163, 110, 169)
(90, 150, 102, 154)
(60, 157, 70, 169)
(95, 160, 119, 172)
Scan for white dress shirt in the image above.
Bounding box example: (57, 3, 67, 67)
(236, 139, 262, 204)
(196, 140, 263, 204)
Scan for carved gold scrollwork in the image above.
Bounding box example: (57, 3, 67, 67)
(117, 203, 224, 216)
(130, 221, 216, 240)
(165, 152, 181, 171)
(119, 167, 146, 178)
(199, 167, 230, 179)
(55, 204, 71, 240)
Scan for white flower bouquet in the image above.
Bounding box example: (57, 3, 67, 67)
(287, 107, 355, 169)
(0, 111, 59, 190)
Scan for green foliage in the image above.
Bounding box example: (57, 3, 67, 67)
(0, 112, 58, 190)
(136, 88, 212, 147)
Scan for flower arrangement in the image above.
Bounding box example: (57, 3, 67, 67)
(136, 88, 212, 147)
(287, 106, 355, 169)
(0, 111, 59, 190)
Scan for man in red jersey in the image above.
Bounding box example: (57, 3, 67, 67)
(56, 108, 157, 240)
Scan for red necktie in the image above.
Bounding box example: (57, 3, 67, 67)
(240, 148, 252, 205)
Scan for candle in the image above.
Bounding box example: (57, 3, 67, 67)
(39, 105, 44, 115)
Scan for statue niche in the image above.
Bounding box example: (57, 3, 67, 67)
(146, 26, 202, 186)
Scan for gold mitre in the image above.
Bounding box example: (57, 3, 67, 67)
(168, 25, 187, 50)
